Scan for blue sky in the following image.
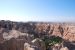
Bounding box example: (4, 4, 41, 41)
(0, 0, 75, 22)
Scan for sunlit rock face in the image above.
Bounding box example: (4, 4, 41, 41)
(60, 47, 69, 50)
(24, 43, 35, 50)
(0, 20, 75, 50)
(51, 43, 69, 50)
(31, 38, 46, 50)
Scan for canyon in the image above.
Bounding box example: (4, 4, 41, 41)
(0, 20, 75, 50)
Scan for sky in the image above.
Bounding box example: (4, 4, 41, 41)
(0, 0, 75, 22)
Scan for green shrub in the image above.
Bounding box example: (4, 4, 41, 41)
(42, 36, 62, 48)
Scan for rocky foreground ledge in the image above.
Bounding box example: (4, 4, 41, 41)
(0, 20, 75, 50)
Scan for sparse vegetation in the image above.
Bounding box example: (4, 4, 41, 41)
(42, 36, 62, 49)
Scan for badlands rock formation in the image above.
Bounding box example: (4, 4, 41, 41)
(0, 20, 75, 50)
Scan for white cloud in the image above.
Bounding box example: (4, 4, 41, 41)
(0, 16, 37, 22)
(0, 16, 21, 21)
(0, 16, 75, 22)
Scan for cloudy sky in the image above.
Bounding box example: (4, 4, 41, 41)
(0, 0, 75, 22)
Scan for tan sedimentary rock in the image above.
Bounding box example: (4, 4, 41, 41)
(24, 43, 35, 50)
(31, 38, 46, 50)
(60, 47, 69, 50)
